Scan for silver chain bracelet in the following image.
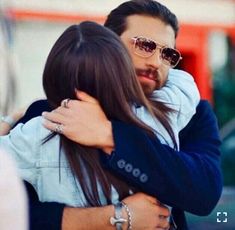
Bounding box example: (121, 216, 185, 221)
(121, 202, 132, 230)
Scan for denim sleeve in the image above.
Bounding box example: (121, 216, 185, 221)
(151, 69, 200, 131)
(0, 117, 42, 191)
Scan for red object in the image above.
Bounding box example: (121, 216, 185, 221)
(8, 9, 235, 103)
(177, 23, 235, 103)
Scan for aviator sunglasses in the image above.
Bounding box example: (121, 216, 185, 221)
(131, 36, 182, 68)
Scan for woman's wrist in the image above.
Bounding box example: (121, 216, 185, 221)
(0, 115, 16, 135)
(100, 121, 115, 155)
(0, 107, 25, 129)
(1, 115, 16, 128)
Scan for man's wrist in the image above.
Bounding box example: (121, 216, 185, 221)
(62, 205, 116, 230)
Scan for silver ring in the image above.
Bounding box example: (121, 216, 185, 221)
(54, 123, 63, 134)
(61, 98, 70, 108)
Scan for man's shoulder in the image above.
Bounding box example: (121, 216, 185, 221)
(29, 99, 50, 110)
(25, 99, 51, 121)
(180, 99, 217, 136)
(195, 99, 214, 119)
(197, 99, 211, 109)
(16, 99, 51, 125)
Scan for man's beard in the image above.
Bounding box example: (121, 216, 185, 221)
(135, 68, 158, 81)
(135, 68, 164, 92)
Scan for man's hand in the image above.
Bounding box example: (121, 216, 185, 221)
(62, 192, 170, 230)
(123, 193, 170, 230)
(42, 91, 114, 152)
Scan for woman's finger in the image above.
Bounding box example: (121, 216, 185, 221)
(75, 90, 98, 104)
(42, 111, 67, 125)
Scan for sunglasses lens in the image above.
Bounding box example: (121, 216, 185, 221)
(161, 48, 181, 67)
(134, 38, 156, 56)
(132, 37, 182, 67)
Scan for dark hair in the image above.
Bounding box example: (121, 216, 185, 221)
(104, 0, 178, 147)
(104, 0, 179, 38)
(43, 21, 175, 206)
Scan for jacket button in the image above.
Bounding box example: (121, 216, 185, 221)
(132, 168, 141, 177)
(125, 163, 133, 173)
(140, 173, 148, 183)
(117, 159, 126, 169)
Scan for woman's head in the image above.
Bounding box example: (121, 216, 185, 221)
(43, 21, 176, 206)
(43, 21, 149, 123)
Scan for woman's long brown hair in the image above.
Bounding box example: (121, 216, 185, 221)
(43, 21, 176, 206)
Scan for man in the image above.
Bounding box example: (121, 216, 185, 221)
(15, 0, 222, 229)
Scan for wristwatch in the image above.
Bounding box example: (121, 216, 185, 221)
(110, 202, 127, 230)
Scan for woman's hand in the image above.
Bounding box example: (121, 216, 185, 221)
(42, 91, 114, 152)
(0, 107, 26, 135)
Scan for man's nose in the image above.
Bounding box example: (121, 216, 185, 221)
(145, 50, 162, 69)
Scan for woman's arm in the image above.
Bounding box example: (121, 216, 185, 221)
(0, 108, 26, 135)
(150, 69, 200, 131)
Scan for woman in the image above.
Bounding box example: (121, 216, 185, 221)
(0, 22, 198, 228)
(0, 21, 167, 207)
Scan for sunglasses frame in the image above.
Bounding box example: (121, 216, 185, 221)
(131, 36, 182, 68)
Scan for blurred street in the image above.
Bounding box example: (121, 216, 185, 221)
(187, 187, 235, 230)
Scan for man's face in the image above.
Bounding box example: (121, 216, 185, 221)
(120, 15, 176, 95)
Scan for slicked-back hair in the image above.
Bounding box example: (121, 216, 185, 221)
(104, 0, 179, 38)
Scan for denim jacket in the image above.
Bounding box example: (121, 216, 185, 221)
(135, 69, 200, 149)
(0, 69, 199, 206)
(0, 117, 119, 207)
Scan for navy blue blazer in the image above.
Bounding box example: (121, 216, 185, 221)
(19, 99, 222, 230)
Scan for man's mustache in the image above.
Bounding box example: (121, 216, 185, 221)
(135, 68, 158, 81)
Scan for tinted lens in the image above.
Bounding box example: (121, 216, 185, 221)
(135, 37, 156, 56)
(161, 47, 181, 67)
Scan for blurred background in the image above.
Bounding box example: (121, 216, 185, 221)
(0, 0, 235, 229)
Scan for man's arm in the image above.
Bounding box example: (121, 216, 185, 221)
(24, 181, 64, 230)
(42, 94, 222, 215)
(24, 181, 170, 230)
(104, 100, 222, 215)
(19, 98, 222, 223)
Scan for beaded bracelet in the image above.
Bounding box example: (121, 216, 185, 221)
(121, 202, 132, 230)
